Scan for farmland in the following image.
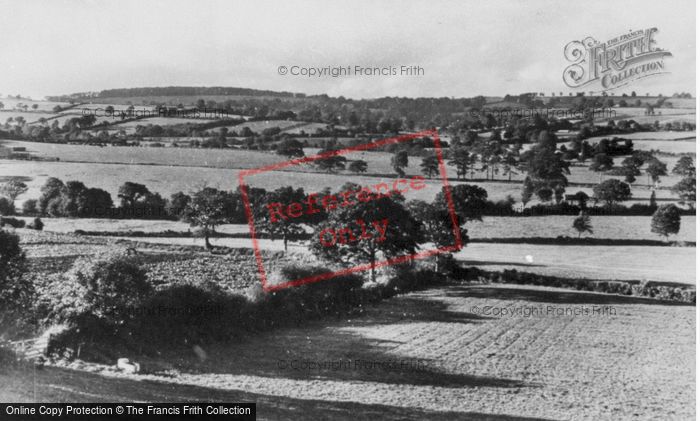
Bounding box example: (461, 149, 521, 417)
(0, 96, 695, 420)
(3, 284, 694, 419)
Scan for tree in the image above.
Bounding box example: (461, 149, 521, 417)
(589, 153, 614, 181)
(37, 177, 65, 214)
(593, 179, 631, 207)
(276, 138, 305, 159)
(536, 187, 553, 203)
(651, 204, 681, 240)
(621, 157, 642, 183)
(117, 182, 150, 209)
(348, 160, 368, 174)
(571, 191, 590, 209)
(309, 192, 421, 283)
(521, 177, 535, 206)
(448, 146, 472, 179)
(572, 211, 593, 238)
(408, 199, 465, 271)
(166, 192, 191, 219)
(0, 178, 28, 202)
(420, 155, 440, 178)
(182, 188, 238, 250)
(391, 150, 409, 177)
(314, 149, 347, 173)
(257, 186, 309, 252)
(672, 156, 695, 178)
(434, 184, 488, 222)
(670, 174, 695, 202)
(645, 158, 667, 187)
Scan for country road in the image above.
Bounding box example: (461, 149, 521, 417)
(2, 284, 695, 420)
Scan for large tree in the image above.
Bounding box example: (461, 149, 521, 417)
(309, 190, 421, 283)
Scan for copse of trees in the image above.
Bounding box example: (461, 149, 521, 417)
(519, 130, 570, 204)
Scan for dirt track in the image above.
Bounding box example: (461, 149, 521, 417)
(1, 284, 695, 420)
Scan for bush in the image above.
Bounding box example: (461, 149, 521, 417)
(255, 264, 367, 327)
(0, 197, 15, 216)
(0, 230, 32, 320)
(130, 283, 248, 345)
(37, 254, 151, 325)
(28, 217, 43, 231)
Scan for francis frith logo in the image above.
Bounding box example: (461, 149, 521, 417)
(563, 28, 672, 91)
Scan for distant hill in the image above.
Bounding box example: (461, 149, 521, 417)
(47, 86, 302, 102)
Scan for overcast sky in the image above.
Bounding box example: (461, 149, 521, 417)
(0, 0, 695, 99)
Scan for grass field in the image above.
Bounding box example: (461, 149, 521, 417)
(469, 215, 696, 242)
(2, 284, 693, 419)
(454, 243, 695, 284)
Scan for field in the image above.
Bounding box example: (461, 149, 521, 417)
(454, 243, 695, 285)
(0, 131, 693, 207)
(2, 284, 694, 419)
(13, 215, 696, 243)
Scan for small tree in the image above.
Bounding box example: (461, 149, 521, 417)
(182, 188, 238, 250)
(651, 204, 681, 241)
(391, 150, 409, 177)
(593, 179, 631, 207)
(572, 211, 593, 238)
(645, 158, 667, 187)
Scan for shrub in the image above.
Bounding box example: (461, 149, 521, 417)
(38, 254, 151, 325)
(255, 264, 366, 327)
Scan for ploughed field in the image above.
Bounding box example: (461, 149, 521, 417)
(2, 284, 694, 420)
(18, 230, 264, 293)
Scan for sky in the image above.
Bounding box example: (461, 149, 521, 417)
(0, 0, 695, 100)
